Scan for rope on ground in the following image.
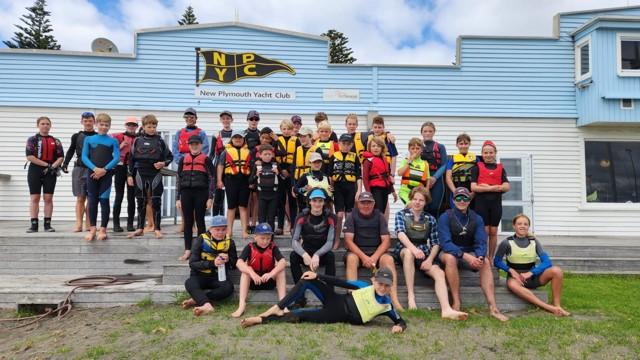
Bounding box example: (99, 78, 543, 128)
(0, 275, 137, 330)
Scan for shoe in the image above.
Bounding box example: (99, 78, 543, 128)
(43, 226, 55, 232)
(26, 227, 38, 233)
(113, 223, 124, 233)
(126, 222, 135, 232)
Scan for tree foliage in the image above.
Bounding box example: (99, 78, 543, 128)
(178, 5, 199, 26)
(321, 29, 356, 64)
(3, 0, 60, 49)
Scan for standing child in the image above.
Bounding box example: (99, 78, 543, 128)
(329, 134, 361, 246)
(127, 114, 173, 239)
(471, 141, 510, 259)
(247, 127, 277, 234)
(314, 120, 339, 176)
(25, 116, 64, 233)
(366, 116, 398, 176)
(275, 119, 299, 235)
(244, 110, 261, 153)
(313, 112, 338, 141)
(291, 115, 302, 136)
(217, 131, 251, 239)
(111, 117, 139, 232)
(362, 137, 397, 218)
(420, 121, 447, 218)
(182, 215, 237, 316)
(344, 114, 367, 161)
(176, 135, 216, 261)
(397, 138, 430, 205)
(291, 127, 317, 217)
(81, 113, 120, 241)
(232, 223, 287, 318)
(250, 144, 279, 231)
(295, 152, 332, 209)
(445, 133, 480, 208)
(209, 110, 235, 217)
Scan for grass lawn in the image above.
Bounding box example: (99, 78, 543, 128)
(1, 274, 638, 359)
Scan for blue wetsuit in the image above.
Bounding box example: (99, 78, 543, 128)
(81, 134, 120, 228)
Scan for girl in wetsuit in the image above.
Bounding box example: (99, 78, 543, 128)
(420, 122, 447, 217)
(240, 267, 406, 333)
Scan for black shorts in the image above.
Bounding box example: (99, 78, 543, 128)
(250, 278, 276, 290)
(510, 273, 543, 289)
(225, 176, 250, 209)
(27, 164, 57, 195)
(474, 196, 502, 227)
(333, 181, 357, 213)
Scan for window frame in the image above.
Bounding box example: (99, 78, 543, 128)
(575, 35, 592, 82)
(620, 99, 635, 110)
(580, 137, 640, 210)
(617, 32, 640, 77)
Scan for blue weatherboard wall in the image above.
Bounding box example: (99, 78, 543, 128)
(1, 6, 640, 123)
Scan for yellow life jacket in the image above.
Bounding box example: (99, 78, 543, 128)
(506, 238, 537, 268)
(223, 144, 251, 176)
(276, 135, 298, 165)
(331, 151, 358, 183)
(400, 158, 429, 189)
(199, 233, 232, 274)
(353, 132, 366, 161)
(351, 286, 392, 323)
(305, 173, 332, 197)
(451, 152, 476, 187)
(314, 140, 335, 165)
(366, 133, 392, 164)
(294, 145, 315, 180)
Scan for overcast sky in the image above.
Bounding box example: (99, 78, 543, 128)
(1, 0, 638, 64)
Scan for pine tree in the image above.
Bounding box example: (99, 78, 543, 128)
(321, 29, 356, 64)
(178, 5, 199, 26)
(3, 0, 60, 50)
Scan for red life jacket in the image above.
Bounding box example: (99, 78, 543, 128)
(248, 242, 275, 274)
(35, 135, 58, 163)
(113, 132, 136, 163)
(477, 162, 504, 185)
(183, 152, 207, 173)
(424, 142, 441, 172)
(178, 128, 201, 154)
(363, 151, 391, 188)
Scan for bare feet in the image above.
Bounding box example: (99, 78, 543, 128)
(73, 226, 82, 233)
(441, 309, 469, 321)
(96, 228, 108, 241)
(452, 302, 461, 311)
(154, 230, 163, 239)
(407, 297, 418, 310)
(490, 308, 509, 322)
(84, 228, 96, 242)
(127, 229, 144, 239)
(193, 302, 214, 316)
(143, 226, 154, 233)
(231, 304, 246, 318)
(178, 250, 191, 261)
(181, 298, 196, 309)
(240, 316, 262, 328)
(261, 304, 285, 318)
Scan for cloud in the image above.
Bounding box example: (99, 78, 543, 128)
(2, 0, 640, 64)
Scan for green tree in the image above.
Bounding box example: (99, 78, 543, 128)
(178, 5, 199, 26)
(3, 0, 60, 49)
(321, 29, 356, 64)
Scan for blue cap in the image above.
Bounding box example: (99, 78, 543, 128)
(208, 215, 227, 228)
(308, 188, 326, 200)
(81, 111, 95, 119)
(254, 223, 273, 235)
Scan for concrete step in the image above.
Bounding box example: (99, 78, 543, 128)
(0, 276, 543, 312)
(544, 245, 640, 258)
(550, 257, 640, 273)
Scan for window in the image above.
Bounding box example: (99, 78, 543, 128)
(575, 35, 591, 81)
(498, 156, 533, 233)
(585, 141, 640, 203)
(621, 99, 634, 110)
(617, 33, 640, 76)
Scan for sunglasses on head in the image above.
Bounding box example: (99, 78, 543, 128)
(454, 195, 471, 203)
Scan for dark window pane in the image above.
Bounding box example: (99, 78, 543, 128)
(585, 141, 640, 203)
(501, 205, 523, 232)
(580, 43, 590, 75)
(503, 181, 522, 201)
(502, 158, 522, 177)
(621, 41, 640, 70)
(622, 99, 633, 109)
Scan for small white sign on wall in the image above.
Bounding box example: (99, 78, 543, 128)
(323, 89, 360, 102)
(195, 87, 296, 101)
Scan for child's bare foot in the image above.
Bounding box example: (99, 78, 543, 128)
(490, 309, 509, 322)
(143, 226, 154, 233)
(442, 309, 468, 320)
(127, 229, 143, 238)
(407, 297, 417, 310)
(181, 298, 196, 309)
(96, 228, 108, 241)
(178, 250, 191, 261)
(73, 226, 82, 233)
(231, 304, 246, 318)
(452, 302, 461, 311)
(154, 230, 163, 239)
(240, 316, 262, 328)
(84, 228, 96, 242)
(193, 302, 214, 316)
(261, 305, 285, 318)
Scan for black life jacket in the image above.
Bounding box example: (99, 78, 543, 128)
(75, 131, 96, 167)
(421, 140, 442, 173)
(299, 208, 331, 251)
(180, 152, 209, 189)
(256, 162, 278, 191)
(352, 209, 383, 253)
(133, 134, 164, 162)
(244, 129, 260, 151)
(447, 209, 477, 249)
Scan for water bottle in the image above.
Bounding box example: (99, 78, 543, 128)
(217, 261, 226, 282)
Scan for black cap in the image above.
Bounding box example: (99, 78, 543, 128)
(187, 135, 202, 144)
(184, 107, 197, 116)
(374, 267, 393, 285)
(260, 127, 273, 135)
(220, 110, 233, 118)
(339, 134, 353, 142)
(247, 110, 260, 120)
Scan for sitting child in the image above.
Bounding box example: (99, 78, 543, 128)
(232, 223, 287, 318)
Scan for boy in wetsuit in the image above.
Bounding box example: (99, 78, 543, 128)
(127, 114, 173, 239)
(81, 113, 120, 241)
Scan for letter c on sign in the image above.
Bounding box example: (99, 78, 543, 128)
(244, 64, 257, 76)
